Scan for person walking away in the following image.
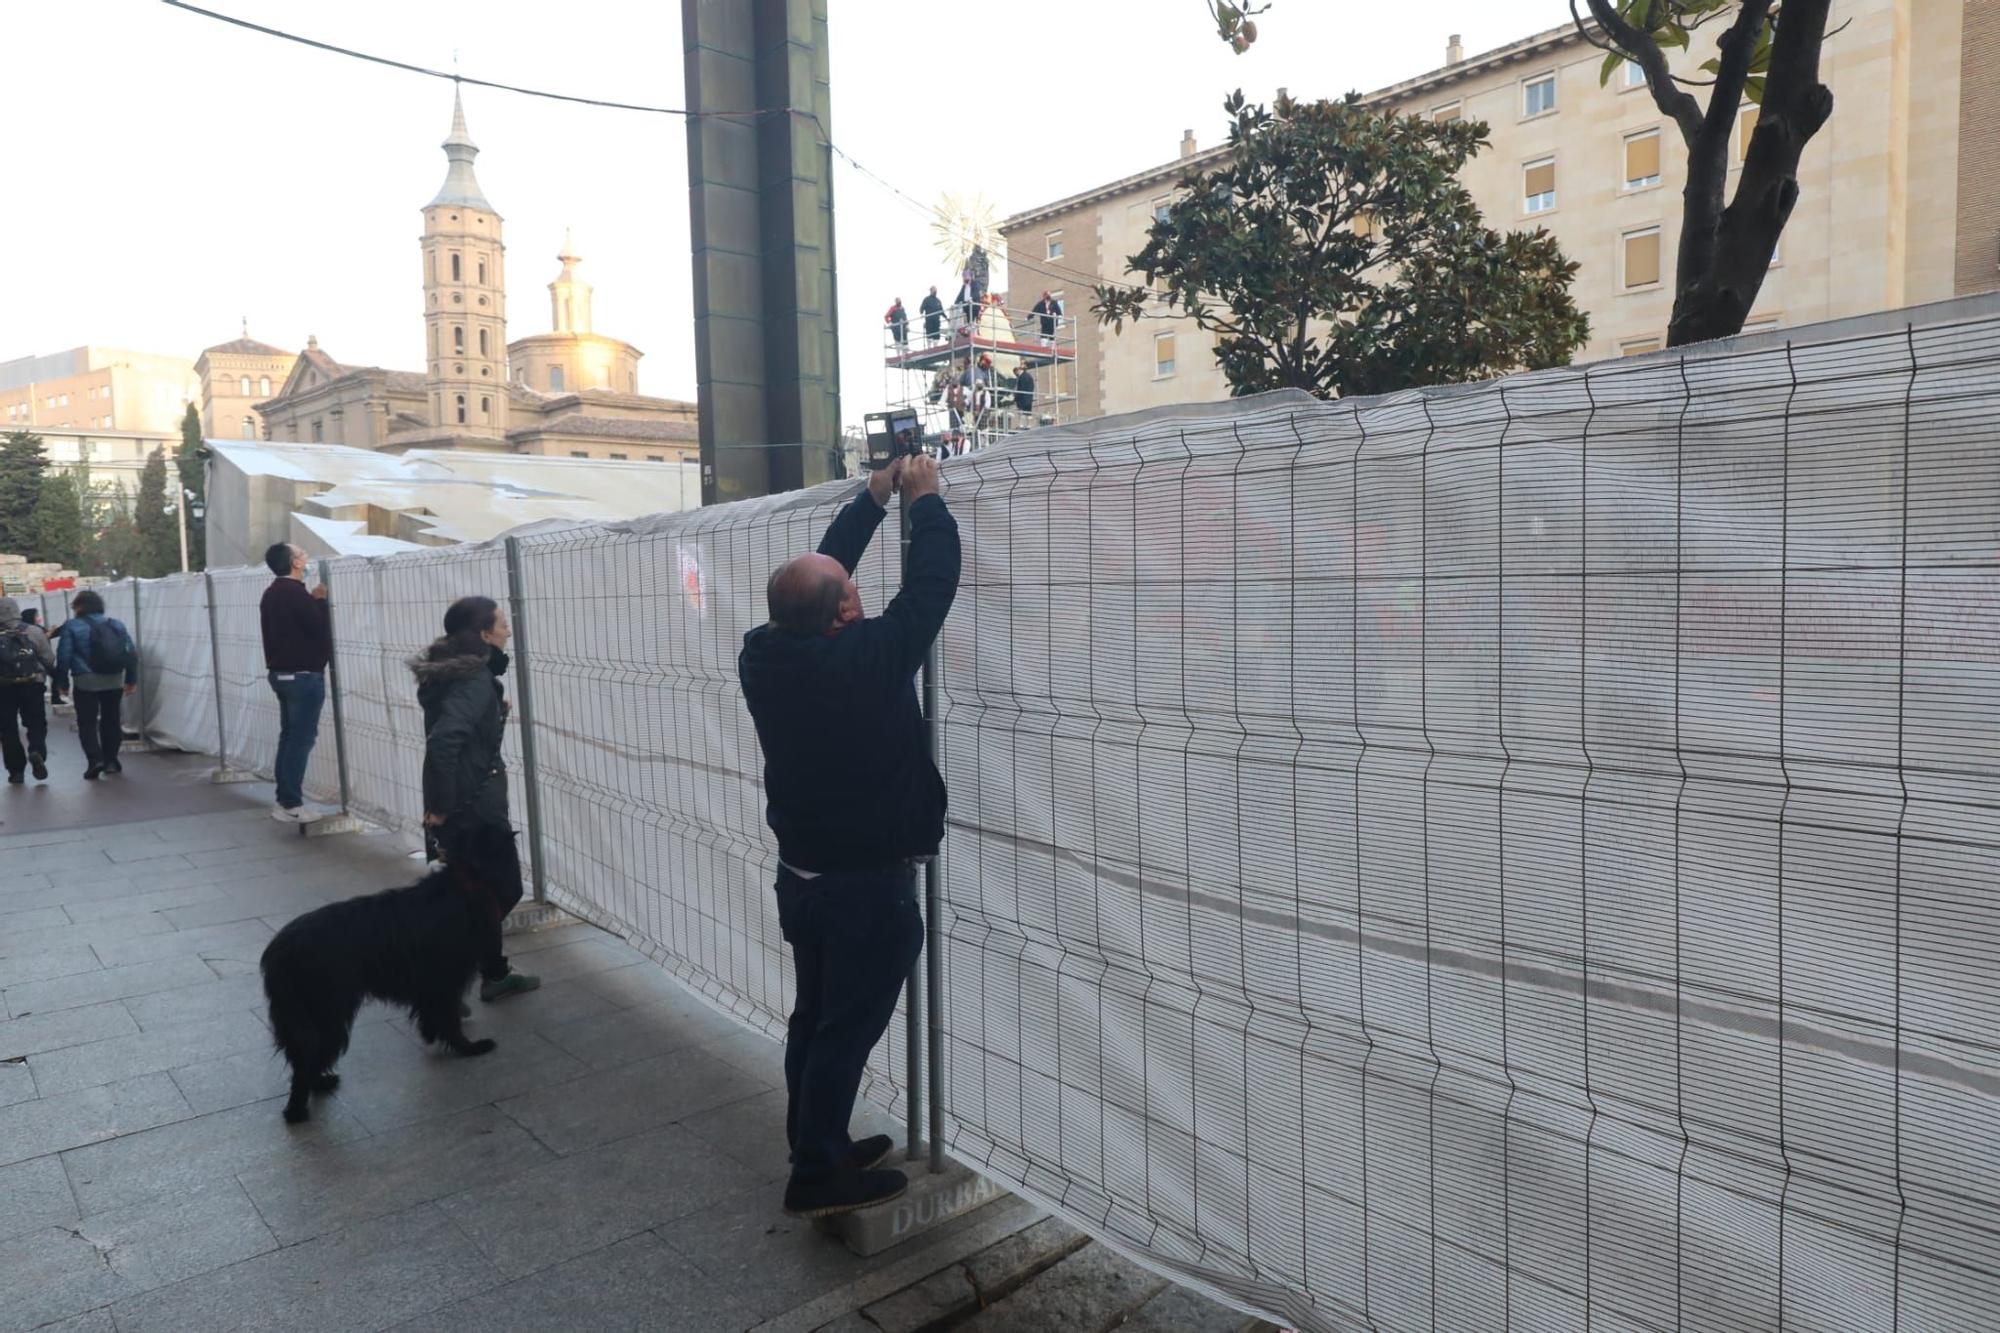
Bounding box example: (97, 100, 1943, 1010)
(884, 297, 909, 352)
(919, 286, 944, 344)
(0, 598, 55, 784)
(56, 591, 136, 781)
(737, 453, 961, 1217)
(412, 596, 541, 1003)
(259, 543, 332, 824)
(1032, 290, 1062, 346)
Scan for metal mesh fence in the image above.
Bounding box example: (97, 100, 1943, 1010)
(512, 488, 910, 1112)
(88, 315, 2000, 1331)
(135, 573, 214, 753)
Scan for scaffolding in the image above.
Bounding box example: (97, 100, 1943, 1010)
(881, 294, 1078, 454)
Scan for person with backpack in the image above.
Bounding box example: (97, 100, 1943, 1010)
(411, 596, 540, 1003)
(0, 598, 56, 784)
(56, 590, 136, 780)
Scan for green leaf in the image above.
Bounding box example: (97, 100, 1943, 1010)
(1600, 50, 1626, 87)
(1744, 75, 1767, 103)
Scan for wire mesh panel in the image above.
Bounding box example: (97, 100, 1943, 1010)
(136, 573, 216, 754)
(206, 565, 341, 803)
(932, 322, 2000, 1332)
(330, 544, 517, 840)
(514, 484, 912, 1114)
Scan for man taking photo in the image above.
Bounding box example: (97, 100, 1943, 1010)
(259, 543, 331, 823)
(738, 452, 959, 1218)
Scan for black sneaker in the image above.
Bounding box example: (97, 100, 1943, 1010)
(106, 760, 123, 774)
(83, 765, 102, 781)
(29, 754, 46, 780)
(5, 772, 21, 785)
(783, 1166, 908, 1218)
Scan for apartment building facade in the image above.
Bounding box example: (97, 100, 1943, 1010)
(0, 346, 197, 436)
(1002, 0, 1992, 418)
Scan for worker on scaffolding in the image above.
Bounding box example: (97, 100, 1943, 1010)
(1032, 291, 1063, 346)
(1013, 362, 1035, 429)
(954, 273, 977, 334)
(884, 297, 909, 352)
(919, 287, 944, 344)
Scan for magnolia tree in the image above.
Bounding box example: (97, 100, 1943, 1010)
(1577, 0, 1836, 344)
(1094, 92, 1589, 400)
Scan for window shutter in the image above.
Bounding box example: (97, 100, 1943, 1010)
(1624, 231, 1661, 287)
(1524, 161, 1556, 199)
(1625, 134, 1660, 184)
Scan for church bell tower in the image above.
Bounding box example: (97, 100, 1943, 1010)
(421, 88, 507, 439)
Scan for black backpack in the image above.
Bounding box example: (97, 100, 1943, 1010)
(84, 617, 130, 677)
(0, 626, 39, 679)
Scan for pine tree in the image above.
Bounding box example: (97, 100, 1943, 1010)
(0, 431, 48, 557)
(136, 447, 178, 576)
(29, 471, 84, 571)
(176, 402, 206, 569)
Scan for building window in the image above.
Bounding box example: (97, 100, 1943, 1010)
(454, 326, 465, 352)
(608, 452, 628, 461)
(450, 253, 461, 281)
(259, 376, 270, 395)
(477, 259, 487, 284)
(1045, 231, 1063, 260)
(1623, 130, 1662, 190)
(311, 418, 323, 442)
(1432, 102, 1462, 123)
(238, 376, 250, 396)
(1523, 158, 1556, 214)
(1738, 106, 1758, 163)
(480, 395, 491, 416)
(1622, 227, 1663, 289)
(58, 393, 68, 407)
(1742, 315, 1781, 332)
(456, 395, 467, 424)
(1620, 59, 1647, 89)
(1620, 337, 1663, 356)
(1153, 331, 1177, 378)
(241, 417, 254, 438)
(1523, 73, 1557, 118)
(550, 366, 565, 392)
(1152, 199, 1172, 224)
(478, 329, 489, 356)
(570, 451, 589, 458)
(647, 455, 665, 462)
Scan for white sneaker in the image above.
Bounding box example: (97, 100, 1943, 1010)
(271, 804, 319, 824)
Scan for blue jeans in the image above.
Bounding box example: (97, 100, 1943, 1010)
(269, 671, 326, 809)
(775, 863, 925, 1181)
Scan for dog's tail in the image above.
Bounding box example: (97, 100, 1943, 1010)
(261, 932, 349, 1078)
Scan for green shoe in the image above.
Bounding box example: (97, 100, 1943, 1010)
(479, 972, 541, 1002)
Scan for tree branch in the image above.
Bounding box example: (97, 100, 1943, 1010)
(1578, 0, 1704, 143)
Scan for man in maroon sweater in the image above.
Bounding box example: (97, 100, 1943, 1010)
(259, 543, 331, 822)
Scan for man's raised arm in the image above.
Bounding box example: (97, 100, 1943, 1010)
(815, 458, 904, 574)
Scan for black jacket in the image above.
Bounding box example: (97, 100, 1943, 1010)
(919, 293, 944, 332)
(1013, 368, 1035, 412)
(738, 491, 961, 873)
(412, 647, 510, 825)
(261, 577, 332, 672)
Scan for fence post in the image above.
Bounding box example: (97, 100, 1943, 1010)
(202, 571, 231, 769)
(320, 565, 355, 816)
(503, 536, 549, 904)
(898, 492, 926, 1163)
(129, 580, 150, 749)
(924, 637, 943, 1174)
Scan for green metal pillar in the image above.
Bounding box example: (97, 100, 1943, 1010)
(683, 0, 842, 503)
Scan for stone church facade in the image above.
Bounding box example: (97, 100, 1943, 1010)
(211, 92, 696, 465)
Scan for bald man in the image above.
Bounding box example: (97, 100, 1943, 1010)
(738, 453, 959, 1218)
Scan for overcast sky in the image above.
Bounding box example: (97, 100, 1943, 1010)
(1, 0, 1562, 431)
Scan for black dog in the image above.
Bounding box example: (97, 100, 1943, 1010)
(260, 820, 515, 1123)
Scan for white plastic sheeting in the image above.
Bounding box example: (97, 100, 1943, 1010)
(96, 315, 2000, 1332)
(135, 574, 215, 754)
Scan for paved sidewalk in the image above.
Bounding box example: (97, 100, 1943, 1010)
(0, 742, 1050, 1332)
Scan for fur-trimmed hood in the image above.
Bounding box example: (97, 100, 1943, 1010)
(408, 648, 496, 685)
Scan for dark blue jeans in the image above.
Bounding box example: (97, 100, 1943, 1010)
(268, 671, 325, 809)
(775, 863, 925, 1181)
